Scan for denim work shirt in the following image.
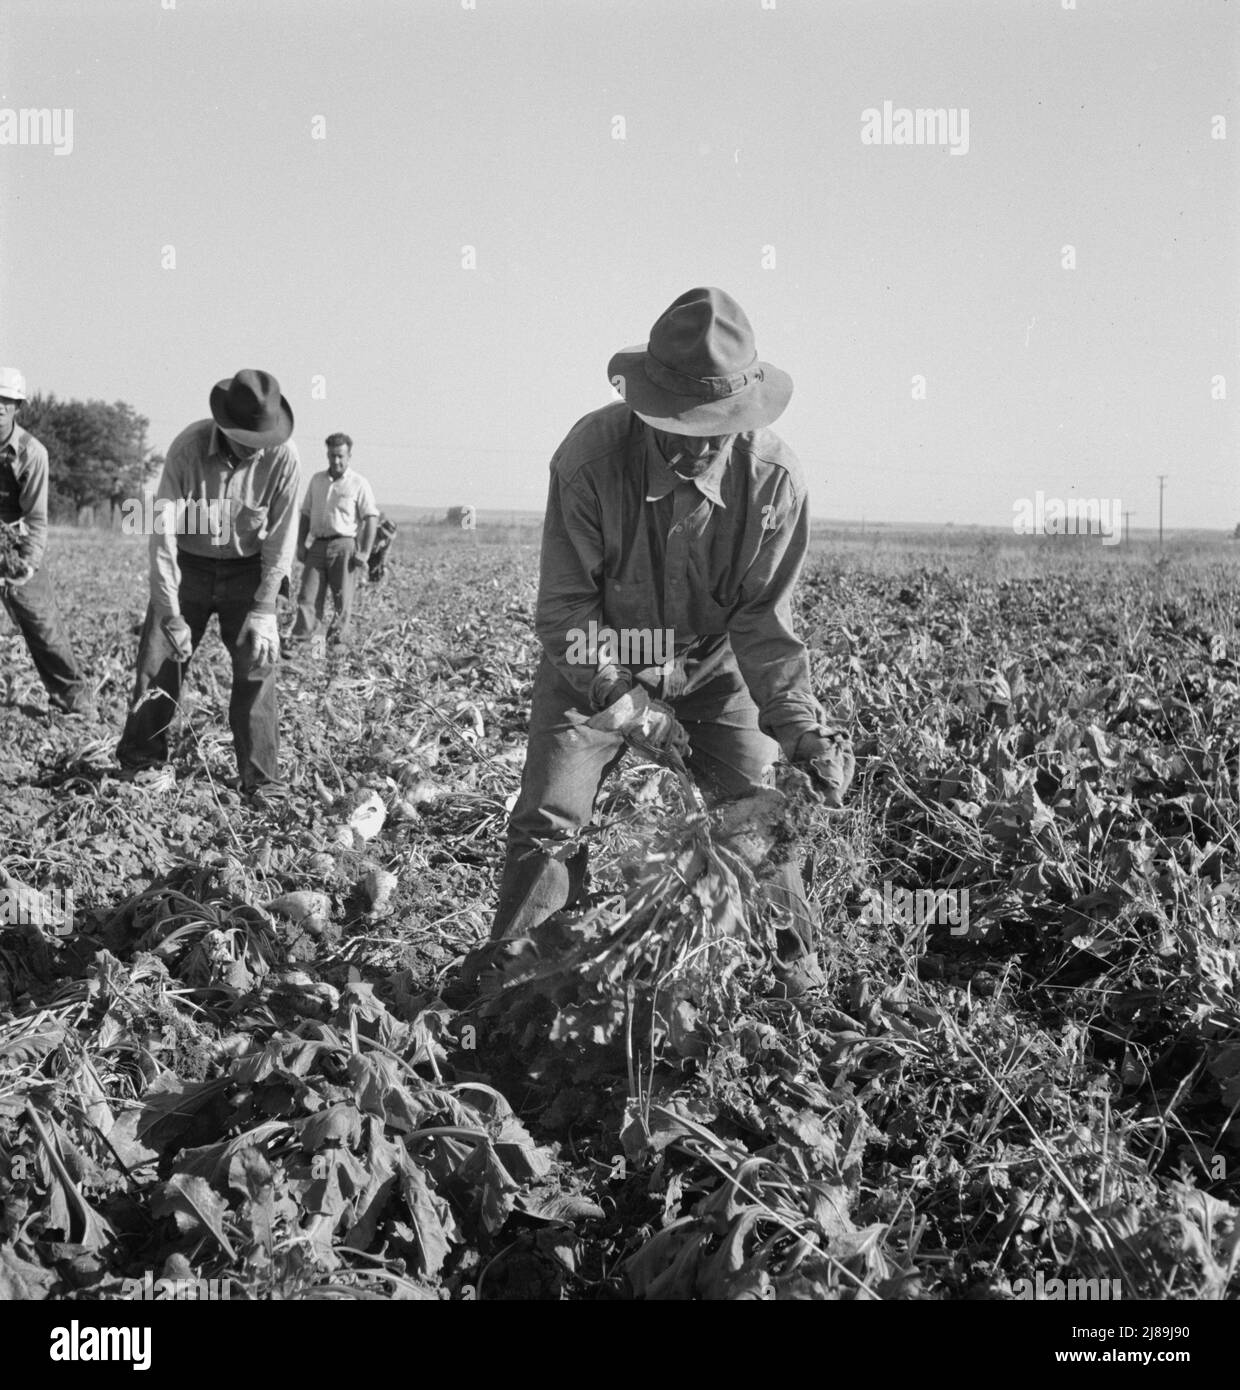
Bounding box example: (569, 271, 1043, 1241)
(149, 420, 301, 618)
(536, 402, 824, 758)
(0, 425, 51, 569)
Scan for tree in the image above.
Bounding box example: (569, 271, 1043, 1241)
(18, 393, 163, 522)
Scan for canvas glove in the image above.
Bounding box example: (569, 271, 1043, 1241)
(238, 611, 280, 667)
(160, 614, 194, 661)
(793, 727, 856, 808)
(1, 563, 34, 591)
(586, 684, 689, 761)
(589, 666, 634, 712)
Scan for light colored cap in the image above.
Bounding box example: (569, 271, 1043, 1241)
(0, 368, 27, 402)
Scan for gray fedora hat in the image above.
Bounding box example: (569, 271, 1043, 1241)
(607, 287, 793, 436)
(210, 368, 294, 448)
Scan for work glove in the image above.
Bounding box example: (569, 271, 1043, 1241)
(587, 685, 689, 761)
(589, 666, 634, 712)
(160, 614, 194, 661)
(238, 611, 280, 667)
(792, 727, 856, 808)
(1, 563, 34, 591)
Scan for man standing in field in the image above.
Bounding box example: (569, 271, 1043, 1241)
(0, 367, 91, 717)
(288, 433, 378, 650)
(367, 513, 398, 585)
(481, 287, 855, 993)
(115, 369, 300, 802)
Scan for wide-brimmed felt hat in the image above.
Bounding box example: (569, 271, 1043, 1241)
(209, 369, 293, 448)
(607, 287, 793, 436)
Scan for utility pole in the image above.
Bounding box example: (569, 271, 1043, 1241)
(1156, 474, 1167, 548)
(1123, 509, 1135, 545)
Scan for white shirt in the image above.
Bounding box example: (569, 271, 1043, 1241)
(302, 466, 379, 540)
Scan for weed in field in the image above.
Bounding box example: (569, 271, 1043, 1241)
(0, 528, 1237, 1299)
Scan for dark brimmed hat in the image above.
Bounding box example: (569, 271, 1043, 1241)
(607, 287, 793, 437)
(209, 369, 293, 448)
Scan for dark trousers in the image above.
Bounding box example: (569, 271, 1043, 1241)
(292, 537, 356, 640)
(493, 655, 818, 952)
(2, 561, 85, 708)
(116, 554, 280, 790)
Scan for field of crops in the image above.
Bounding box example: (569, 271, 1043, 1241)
(1, 526, 1238, 1302)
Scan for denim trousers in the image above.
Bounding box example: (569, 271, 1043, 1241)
(492, 654, 819, 954)
(292, 537, 356, 639)
(115, 553, 280, 790)
(2, 561, 86, 707)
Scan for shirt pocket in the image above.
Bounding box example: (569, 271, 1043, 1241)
(709, 573, 741, 613)
(232, 503, 269, 543)
(692, 589, 733, 635)
(603, 565, 661, 632)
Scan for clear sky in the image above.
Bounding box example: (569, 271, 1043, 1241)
(2, 0, 1236, 529)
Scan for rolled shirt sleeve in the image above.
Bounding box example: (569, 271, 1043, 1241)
(250, 443, 301, 614)
(356, 476, 379, 521)
(727, 471, 825, 758)
(16, 437, 49, 572)
(148, 452, 186, 620)
(534, 463, 608, 705)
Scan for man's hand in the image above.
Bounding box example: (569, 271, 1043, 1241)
(349, 551, 369, 572)
(238, 611, 280, 667)
(792, 727, 856, 808)
(589, 667, 634, 712)
(160, 614, 194, 661)
(2, 563, 34, 590)
(296, 545, 308, 564)
(587, 685, 689, 761)
(638, 698, 691, 760)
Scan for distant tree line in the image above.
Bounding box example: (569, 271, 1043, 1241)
(17, 393, 163, 523)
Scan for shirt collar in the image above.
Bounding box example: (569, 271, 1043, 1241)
(642, 427, 730, 508)
(0, 426, 20, 461)
(208, 425, 237, 467)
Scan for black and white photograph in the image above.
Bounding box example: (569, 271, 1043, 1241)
(0, 0, 1236, 1350)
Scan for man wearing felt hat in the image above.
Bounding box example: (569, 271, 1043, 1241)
(0, 366, 91, 716)
(481, 287, 855, 994)
(116, 370, 301, 804)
